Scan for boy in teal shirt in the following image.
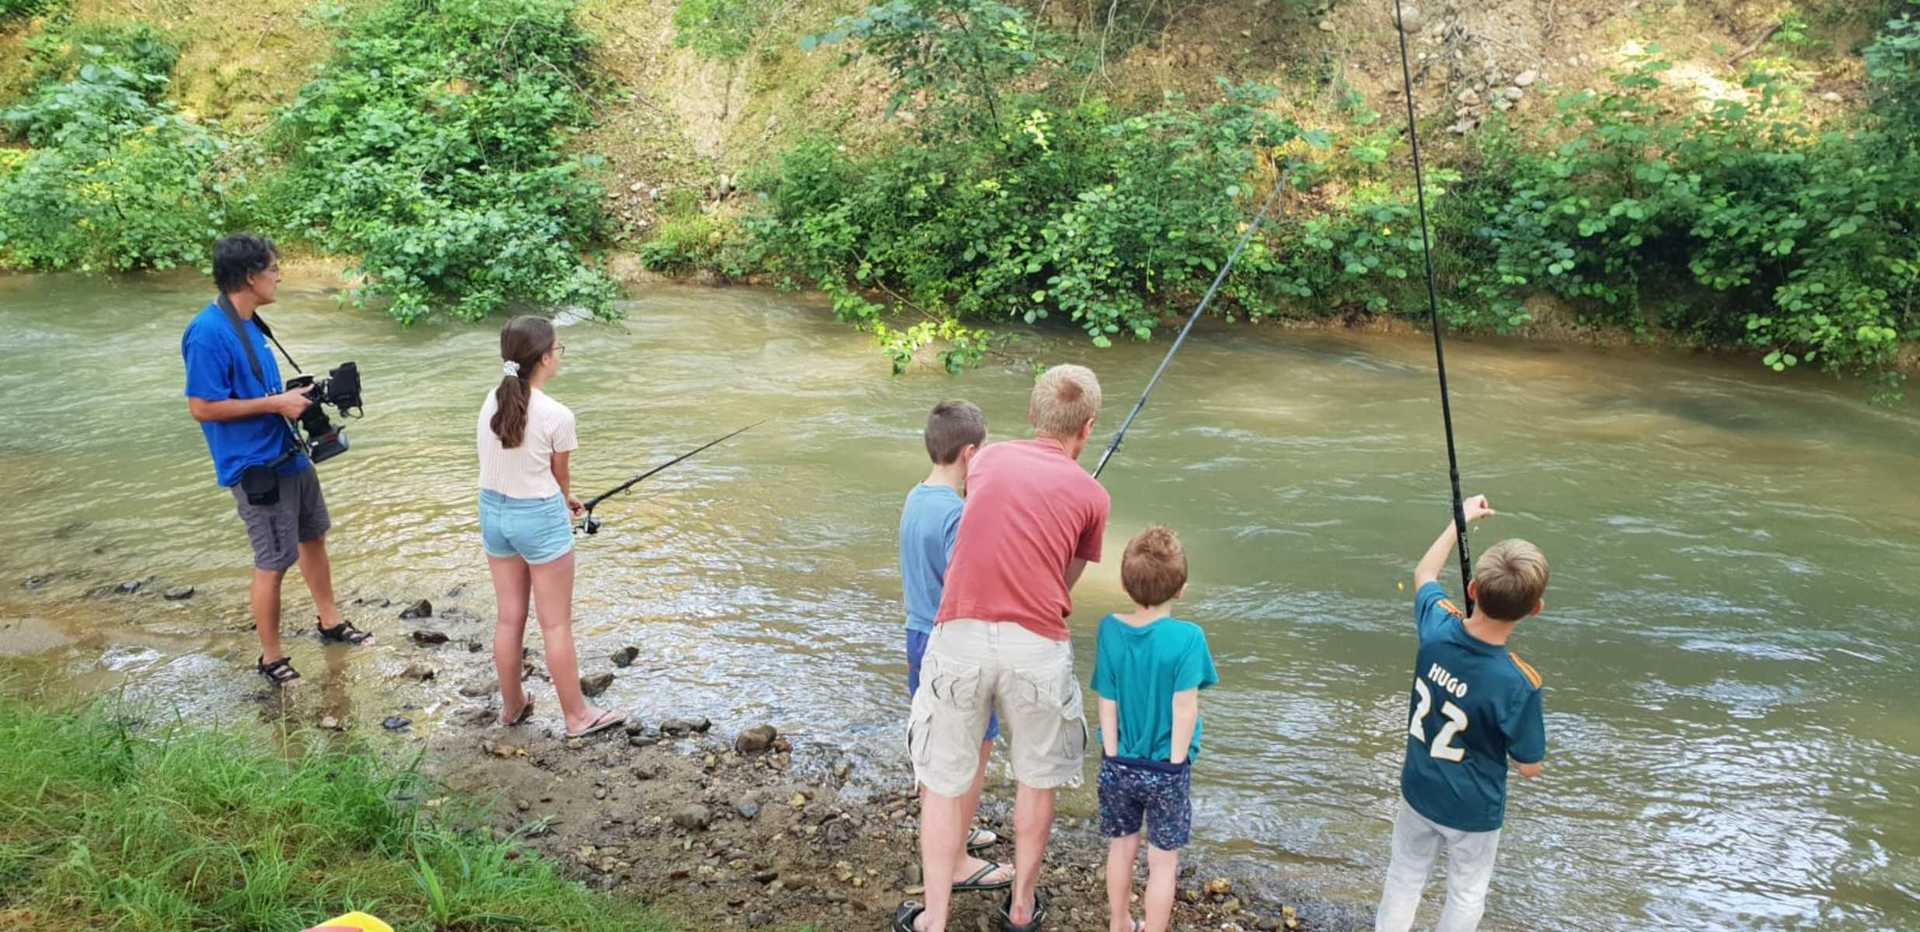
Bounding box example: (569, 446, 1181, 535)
(1091, 526, 1218, 932)
(1376, 494, 1549, 932)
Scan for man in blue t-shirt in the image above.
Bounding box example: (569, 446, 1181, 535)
(1376, 494, 1549, 932)
(182, 234, 371, 688)
(898, 400, 1010, 894)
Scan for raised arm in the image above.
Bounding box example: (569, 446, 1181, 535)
(1414, 493, 1494, 589)
(1168, 689, 1199, 766)
(188, 391, 310, 423)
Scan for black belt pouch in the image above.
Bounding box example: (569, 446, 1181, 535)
(239, 464, 280, 506)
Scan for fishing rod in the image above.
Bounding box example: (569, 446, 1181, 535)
(1393, 0, 1475, 612)
(576, 420, 763, 535)
(1092, 165, 1297, 480)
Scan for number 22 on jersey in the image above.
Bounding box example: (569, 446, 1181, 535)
(1407, 678, 1468, 762)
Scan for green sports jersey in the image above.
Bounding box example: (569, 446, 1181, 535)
(1398, 582, 1547, 832)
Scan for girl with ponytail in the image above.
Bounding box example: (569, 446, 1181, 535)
(476, 316, 625, 739)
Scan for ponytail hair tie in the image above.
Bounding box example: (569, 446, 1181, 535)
(502, 360, 521, 378)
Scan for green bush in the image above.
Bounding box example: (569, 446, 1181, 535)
(672, 0, 767, 61)
(0, 26, 228, 273)
(272, 0, 616, 324)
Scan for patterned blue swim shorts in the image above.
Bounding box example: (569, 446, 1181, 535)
(1097, 756, 1193, 851)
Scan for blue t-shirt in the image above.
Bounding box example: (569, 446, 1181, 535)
(182, 301, 307, 487)
(899, 483, 964, 634)
(1399, 581, 1547, 833)
(1090, 615, 1219, 763)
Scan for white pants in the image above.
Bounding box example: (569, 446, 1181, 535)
(1375, 798, 1503, 932)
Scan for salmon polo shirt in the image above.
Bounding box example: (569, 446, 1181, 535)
(935, 437, 1112, 642)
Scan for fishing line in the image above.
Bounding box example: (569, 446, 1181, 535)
(577, 420, 763, 535)
(1392, 0, 1475, 612)
(1092, 164, 1297, 480)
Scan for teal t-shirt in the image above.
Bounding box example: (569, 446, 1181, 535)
(1090, 614, 1219, 762)
(1399, 582, 1547, 833)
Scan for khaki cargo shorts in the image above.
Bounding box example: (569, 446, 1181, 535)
(907, 619, 1087, 798)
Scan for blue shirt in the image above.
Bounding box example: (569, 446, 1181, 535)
(1399, 581, 1547, 832)
(182, 301, 307, 487)
(899, 483, 964, 633)
(1090, 614, 1219, 762)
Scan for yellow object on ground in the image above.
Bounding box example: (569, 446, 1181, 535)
(304, 913, 393, 932)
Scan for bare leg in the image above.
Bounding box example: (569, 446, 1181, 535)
(1106, 834, 1141, 932)
(951, 739, 1009, 884)
(918, 787, 968, 931)
(1143, 845, 1179, 932)
(1010, 783, 1057, 925)
(251, 567, 287, 664)
(487, 554, 533, 722)
(296, 536, 346, 631)
(527, 551, 608, 733)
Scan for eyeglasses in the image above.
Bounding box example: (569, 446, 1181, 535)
(555, 342, 567, 357)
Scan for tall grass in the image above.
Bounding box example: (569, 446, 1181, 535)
(0, 703, 673, 931)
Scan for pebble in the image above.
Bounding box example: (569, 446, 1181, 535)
(1514, 69, 1539, 88)
(1395, 5, 1422, 32)
(735, 723, 779, 754)
(633, 762, 659, 780)
(736, 800, 761, 820)
(382, 715, 412, 731)
(1821, 91, 1843, 103)
(832, 758, 853, 780)
(611, 645, 640, 667)
(163, 586, 195, 601)
(661, 717, 710, 736)
(673, 804, 713, 831)
(1504, 86, 1525, 101)
(399, 599, 433, 619)
(580, 672, 614, 697)
(398, 663, 436, 681)
(318, 715, 344, 731)
(1317, 18, 1334, 32)
(410, 629, 449, 646)
(117, 579, 144, 595)
(459, 680, 495, 698)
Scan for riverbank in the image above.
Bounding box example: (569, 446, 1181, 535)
(1, 574, 1360, 931)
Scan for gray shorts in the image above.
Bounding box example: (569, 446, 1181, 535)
(230, 464, 331, 572)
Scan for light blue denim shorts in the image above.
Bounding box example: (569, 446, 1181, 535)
(478, 489, 573, 565)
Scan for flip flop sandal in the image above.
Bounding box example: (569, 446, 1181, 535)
(257, 655, 301, 687)
(502, 699, 535, 727)
(891, 902, 926, 932)
(967, 826, 999, 852)
(565, 710, 626, 740)
(953, 859, 1013, 892)
(998, 889, 1049, 932)
(316, 617, 373, 645)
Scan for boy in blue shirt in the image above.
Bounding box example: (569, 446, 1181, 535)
(1376, 494, 1548, 932)
(899, 400, 1010, 893)
(1092, 525, 1218, 932)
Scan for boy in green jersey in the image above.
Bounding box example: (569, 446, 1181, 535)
(1377, 494, 1549, 932)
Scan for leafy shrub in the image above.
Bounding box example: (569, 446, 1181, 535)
(272, 0, 615, 324)
(0, 26, 228, 273)
(672, 0, 767, 61)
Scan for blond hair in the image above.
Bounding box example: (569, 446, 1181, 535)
(1122, 525, 1188, 608)
(1473, 539, 1549, 622)
(1029, 364, 1102, 438)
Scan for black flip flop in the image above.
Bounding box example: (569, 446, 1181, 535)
(953, 859, 1013, 892)
(998, 889, 1049, 932)
(892, 902, 925, 932)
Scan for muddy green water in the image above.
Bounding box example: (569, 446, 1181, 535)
(2, 272, 1917, 930)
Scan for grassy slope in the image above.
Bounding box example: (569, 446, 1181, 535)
(0, 702, 675, 932)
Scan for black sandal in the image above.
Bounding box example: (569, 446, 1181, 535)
(998, 889, 1049, 932)
(316, 616, 373, 645)
(891, 902, 926, 932)
(257, 655, 301, 687)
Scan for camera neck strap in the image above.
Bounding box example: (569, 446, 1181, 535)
(217, 294, 304, 381)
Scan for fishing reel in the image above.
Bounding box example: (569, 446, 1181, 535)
(577, 509, 601, 536)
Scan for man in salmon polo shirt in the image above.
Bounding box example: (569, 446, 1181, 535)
(895, 364, 1111, 932)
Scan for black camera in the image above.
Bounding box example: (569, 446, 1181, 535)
(285, 362, 362, 464)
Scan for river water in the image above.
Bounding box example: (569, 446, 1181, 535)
(1, 272, 1916, 930)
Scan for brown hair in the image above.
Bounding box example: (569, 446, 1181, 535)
(490, 315, 556, 449)
(1473, 539, 1550, 622)
(924, 400, 987, 464)
(1029, 364, 1102, 438)
(1122, 525, 1188, 608)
